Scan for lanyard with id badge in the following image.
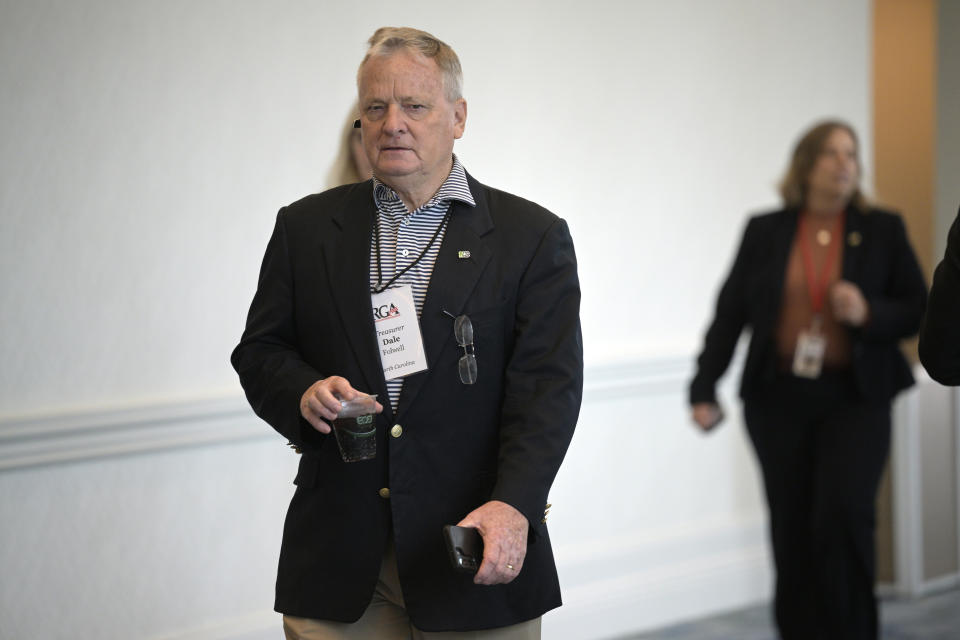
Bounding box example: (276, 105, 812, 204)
(370, 210, 451, 381)
(792, 211, 845, 379)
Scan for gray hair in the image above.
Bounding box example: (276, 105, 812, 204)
(357, 27, 463, 102)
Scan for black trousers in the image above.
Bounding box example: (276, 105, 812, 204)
(744, 370, 891, 640)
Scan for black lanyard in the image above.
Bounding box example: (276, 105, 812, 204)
(372, 208, 452, 294)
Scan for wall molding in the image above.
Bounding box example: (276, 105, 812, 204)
(582, 355, 692, 401)
(0, 395, 270, 472)
(0, 357, 694, 472)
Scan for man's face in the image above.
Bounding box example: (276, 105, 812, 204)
(357, 51, 466, 192)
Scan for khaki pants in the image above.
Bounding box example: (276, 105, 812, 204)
(282, 539, 541, 640)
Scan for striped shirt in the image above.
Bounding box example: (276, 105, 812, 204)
(369, 156, 476, 411)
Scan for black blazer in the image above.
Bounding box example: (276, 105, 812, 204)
(690, 206, 926, 406)
(919, 207, 960, 385)
(231, 173, 583, 631)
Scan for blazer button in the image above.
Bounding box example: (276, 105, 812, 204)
(391, 424, 403, 438)
(379, 487, 390, 499)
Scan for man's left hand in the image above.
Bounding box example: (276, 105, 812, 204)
(457, 500, 528, 585)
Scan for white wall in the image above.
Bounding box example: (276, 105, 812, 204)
(0, 1, 872, 638)
(0, 0, 872, 413)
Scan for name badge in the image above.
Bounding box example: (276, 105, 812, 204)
(792, 325, 826, 379)
(371, 284, 428, 380)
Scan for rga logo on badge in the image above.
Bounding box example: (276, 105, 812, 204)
(373, 303, 401, 320)
(370, 285, 428, 380)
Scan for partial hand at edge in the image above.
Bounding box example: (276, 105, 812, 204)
(299, 376, 383, 434)
(457, 500, 528, 586)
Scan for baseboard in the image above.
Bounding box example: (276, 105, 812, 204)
(545, 515, 772, 639)
(879, 572, 960, 600)
(151, 610, 279, 640)
(915, 572, 960, 597)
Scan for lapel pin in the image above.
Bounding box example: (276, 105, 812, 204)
(457, 250, 471, 259)
(847, 231, 862, 247)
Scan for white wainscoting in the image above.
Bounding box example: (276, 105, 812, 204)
(890, 369, 960, 599)
(0, 357, 772, 639)
(545, 357, 771, 639)
(0, 400, 294, 640)
(5, 360, 955, 639)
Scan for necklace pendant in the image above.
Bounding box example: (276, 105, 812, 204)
(816, 229, 831, 246)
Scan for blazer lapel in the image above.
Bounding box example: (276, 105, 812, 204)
(324, 184, 391, 413)
(395, 176, 493, 419)
(765, 209, 799, 323)
(842, 205, 865, 282)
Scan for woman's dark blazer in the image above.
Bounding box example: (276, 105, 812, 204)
(919, 207, 960, 385)
(690, 205, 927, 407)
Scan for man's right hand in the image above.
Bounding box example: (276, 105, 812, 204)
(691, 402, 724, 432)
(299, 376, 383, 434)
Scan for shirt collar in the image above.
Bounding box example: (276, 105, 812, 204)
(372, 155, 476, 212)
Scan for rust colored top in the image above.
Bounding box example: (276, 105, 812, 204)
(775, 213, 852, 369)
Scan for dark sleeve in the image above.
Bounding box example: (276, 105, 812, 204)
(919, 208, 960, 384)
(688, 218, 754, 405)
(230, 210, 325, 446)
(490, 218, 583, 533)
(859, 215, 927, 344)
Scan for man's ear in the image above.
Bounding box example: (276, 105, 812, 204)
(453, 98, 467, 139)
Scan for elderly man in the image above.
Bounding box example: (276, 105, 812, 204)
(231, 27, 582, 639)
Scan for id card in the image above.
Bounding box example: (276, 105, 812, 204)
(792, 328, 826, 379)
(371, 284, 428, 380)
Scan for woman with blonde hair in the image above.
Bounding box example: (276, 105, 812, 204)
(689, 120, 926, 639)
(325, 105, 373, 188)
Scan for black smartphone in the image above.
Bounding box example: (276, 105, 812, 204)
(442, 525, 484, 573)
